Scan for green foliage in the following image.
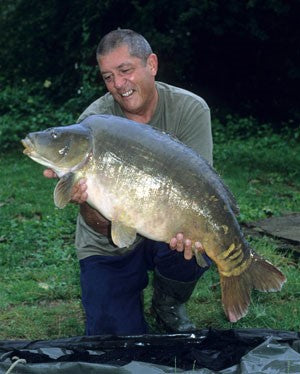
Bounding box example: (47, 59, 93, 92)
(0, 82, 72, 149)
(0, 0, 299, 124)
(213, 117, 300, 221)
(212, 115, 273, 143)
(0, 152, 84, 338)
(0, 0, 124, 101)
(0, 80, 105, 150)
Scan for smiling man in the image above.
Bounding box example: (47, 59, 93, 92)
(46, 29, 213, 335)
(98, 44, 158, 123)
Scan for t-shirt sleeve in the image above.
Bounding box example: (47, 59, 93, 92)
(177, 99, 213, 166)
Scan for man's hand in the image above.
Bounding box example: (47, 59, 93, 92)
(71, 178, 88, 204)
(43, 169, 57, 178)
(169, 233, 205, 260)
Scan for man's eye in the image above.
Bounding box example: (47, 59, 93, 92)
(121, 69, 131, 74)
(103, 75, 112, 82)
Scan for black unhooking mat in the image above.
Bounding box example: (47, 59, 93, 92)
(0, 328, 299, 373)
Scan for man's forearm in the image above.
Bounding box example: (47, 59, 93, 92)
(79, 202, 111, 236)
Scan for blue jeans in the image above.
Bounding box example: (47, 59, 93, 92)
(80, 239, 210, 335)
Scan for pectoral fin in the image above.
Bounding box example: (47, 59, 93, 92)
(54, 173, 76, 208)
(111, 221, 137, 248)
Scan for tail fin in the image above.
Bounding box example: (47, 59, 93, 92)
(220, 254, 286, 322)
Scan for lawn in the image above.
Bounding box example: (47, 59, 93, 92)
(0, 129, 299, 339)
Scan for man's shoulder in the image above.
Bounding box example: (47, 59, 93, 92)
(156, 81, 209, 110)
(77, 92, 119, 122)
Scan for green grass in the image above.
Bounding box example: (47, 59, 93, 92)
(0, 132, 299, 340)
(0, 146, 83, 339)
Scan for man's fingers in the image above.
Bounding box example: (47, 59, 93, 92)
(169, 233, 184, 252)
(78, 192, 88, 204)
(175, 232, 184, 252)
(73, 191, 88, 204)
(169, 233, 183, 251)
(169, 237, 177, 250)
(78, 178, 88, 187)
(183, 239, 193, 260)
(169, 234, 205, 260)
(43, 171, 88, 204)
(71, 178, 88, 203)
(43, 169, 57, 178)
(195, 241, 205, 254)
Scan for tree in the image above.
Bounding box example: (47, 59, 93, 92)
(0, 0, 299, 126)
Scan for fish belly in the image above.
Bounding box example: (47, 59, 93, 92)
(84, 170, 196, 243)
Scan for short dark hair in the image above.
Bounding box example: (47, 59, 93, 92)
(96, 29, 153, 64)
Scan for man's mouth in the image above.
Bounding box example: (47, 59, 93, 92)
(121, 89, 134, 98)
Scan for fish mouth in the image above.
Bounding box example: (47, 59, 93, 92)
(21, 137, 34, 155)
(21, 137, 56, 170)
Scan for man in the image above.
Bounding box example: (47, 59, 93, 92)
(45, 29, 213, 335)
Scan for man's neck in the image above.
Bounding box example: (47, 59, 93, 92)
(125, 111, 153, 124)
(125, 87, 158, 124)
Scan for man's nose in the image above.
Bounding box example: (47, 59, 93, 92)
(114, 75, 125, 89)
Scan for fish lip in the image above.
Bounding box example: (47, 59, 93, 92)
(21, 137, 34, 155)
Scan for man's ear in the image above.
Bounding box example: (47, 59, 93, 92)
(147, 53, 158, 76)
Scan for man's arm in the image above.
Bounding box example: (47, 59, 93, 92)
(79, 202, 111, 236)
(178, 103, 213, 165)
(72, 179, 110, 236)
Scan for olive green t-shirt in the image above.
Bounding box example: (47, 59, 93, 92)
(75, 81, 213, 260)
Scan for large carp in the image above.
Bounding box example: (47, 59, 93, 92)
(22, 114, 286, 322)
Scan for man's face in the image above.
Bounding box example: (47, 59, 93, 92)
(97, 44, 158, 116)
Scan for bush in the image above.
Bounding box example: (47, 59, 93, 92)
(0, 83, 71, 150)
(212, 114, 300, 145)
(212, 115, 273, 143)
(0, 79, 104, 150)
(0, 0, 299, 125)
